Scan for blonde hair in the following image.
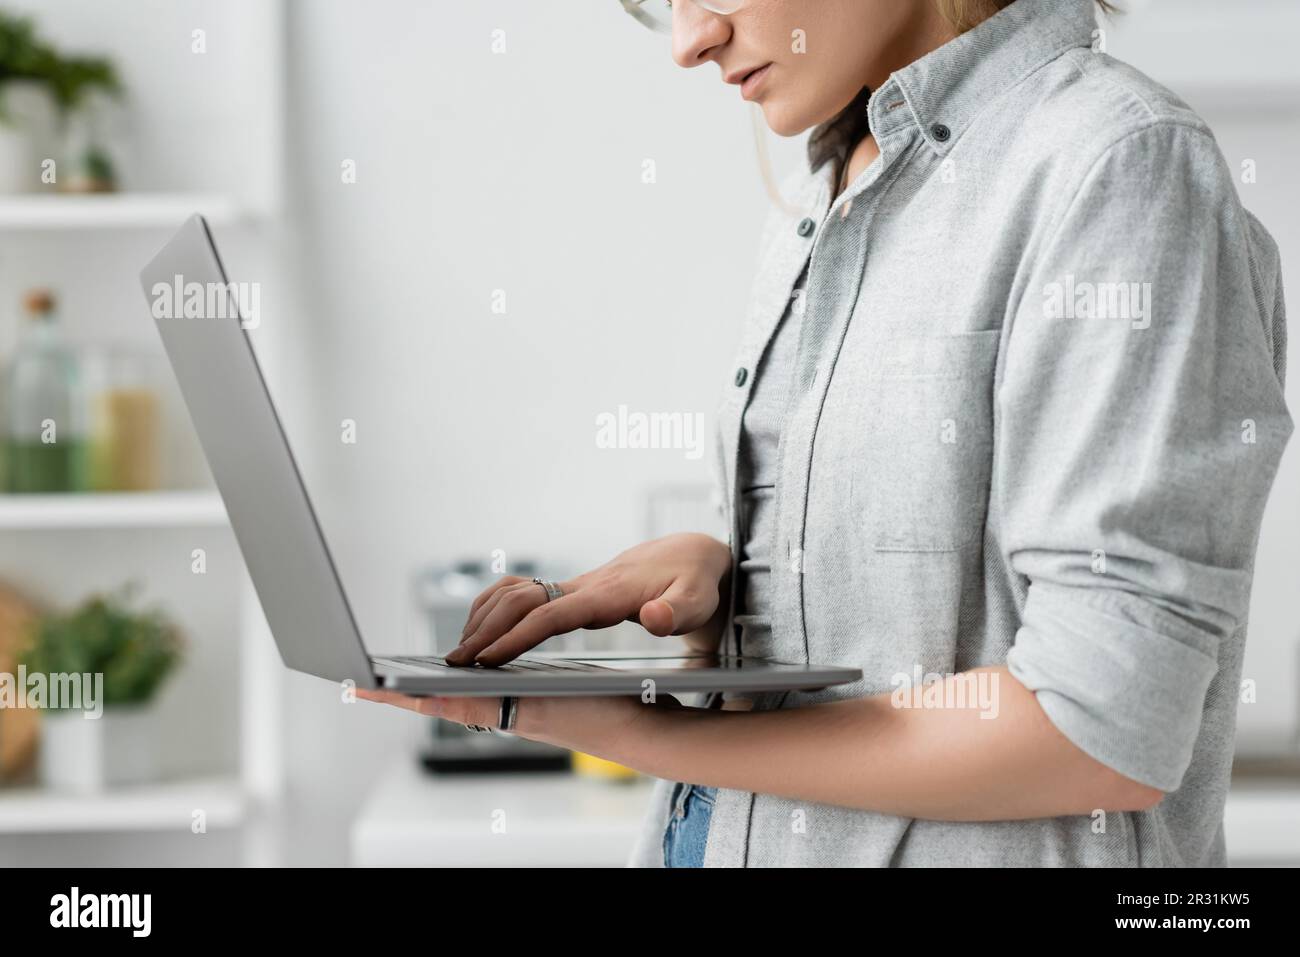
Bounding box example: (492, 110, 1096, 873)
(937, 0, 1116, 32)
(754, 0, 1119, 214)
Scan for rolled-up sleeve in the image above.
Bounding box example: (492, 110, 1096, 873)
(1000, 121, 1293, 792)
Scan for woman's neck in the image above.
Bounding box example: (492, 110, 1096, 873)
(836, 135, 882, 201)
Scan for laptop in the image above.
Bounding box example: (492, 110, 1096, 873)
(139, 215, 863, 697)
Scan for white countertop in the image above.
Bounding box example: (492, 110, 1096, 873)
(1223, 781, 1300, 865)
(350, 758, 657, 867)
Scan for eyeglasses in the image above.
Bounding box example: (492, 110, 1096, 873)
(620, 0, 747, 35)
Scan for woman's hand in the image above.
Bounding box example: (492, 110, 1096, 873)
(354, 690, 674, 759)
(445, 533, 732, 667)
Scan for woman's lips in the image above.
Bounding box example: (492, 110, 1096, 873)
(741, 63, 772, 101)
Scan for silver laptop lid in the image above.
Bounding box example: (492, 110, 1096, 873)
(140, 215, 377, 688)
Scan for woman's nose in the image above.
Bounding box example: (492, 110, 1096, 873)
(671, 2, 732, 70)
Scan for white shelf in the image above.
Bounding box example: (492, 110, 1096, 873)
(0, 491, 227, 529)
(0, 775, 245, 834)
(0, 193, 242, 231)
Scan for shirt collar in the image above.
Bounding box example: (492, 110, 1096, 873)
(868, 0, 1101, 154)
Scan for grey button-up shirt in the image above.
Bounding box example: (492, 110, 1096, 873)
(630, 0, 1291, 867)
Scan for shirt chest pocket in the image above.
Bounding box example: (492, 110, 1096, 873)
(854, 330, 1001, 552)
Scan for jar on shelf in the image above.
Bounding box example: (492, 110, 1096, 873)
(58, 88, 125, 194)
(83, 346, 160, 492)
(4, 289, 88, 493)
(0, 80, 58, 195)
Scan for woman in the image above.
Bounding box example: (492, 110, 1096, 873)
(361, 0, 1291, 867)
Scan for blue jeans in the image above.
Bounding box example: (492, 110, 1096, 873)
(662, 782, 716, 868)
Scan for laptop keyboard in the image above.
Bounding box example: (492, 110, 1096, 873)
(378, 655, 610, 673)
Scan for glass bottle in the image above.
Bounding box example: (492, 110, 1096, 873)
(5, 290, 87, 493)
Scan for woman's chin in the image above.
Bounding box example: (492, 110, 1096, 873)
(760, 101, 815, 139)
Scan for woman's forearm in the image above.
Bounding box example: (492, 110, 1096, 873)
(590, 666, 1164, 821)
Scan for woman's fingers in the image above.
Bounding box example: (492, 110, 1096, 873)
(638, 598, 675, 637)
(429, 695, 504, 728)
(453, 573, 718, 665)
(463, 575, 529, 633)
(462, 570, 606, 643)
(460, 578, 530, 645)
(446, 540, 729, 667)
(473, 589, 622, 667)
(356, 689, 500, 727)
(640, 576, 718, 637)
(355, 688, 441, 717)
(447, 581, 552, 665)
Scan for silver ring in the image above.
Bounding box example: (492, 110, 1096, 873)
(464, 724, 492, 734)
(531, 577, 563, 603)
(499, 696, 518, 733)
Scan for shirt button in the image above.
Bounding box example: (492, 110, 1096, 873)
(797, 217, 816, 238)
(931, 123, 951, 143)
(734, 367, 749, 387)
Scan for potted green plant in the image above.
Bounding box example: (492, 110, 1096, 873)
(21, 585, 183, 793)
(0, 12, 123, 194)
(0, 12, 58, 193)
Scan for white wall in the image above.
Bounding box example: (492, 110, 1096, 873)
(275, 0, 800, 863)
(282, 0, 786, 638)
